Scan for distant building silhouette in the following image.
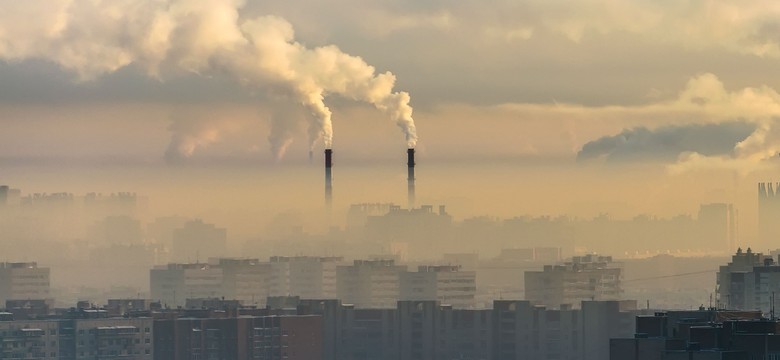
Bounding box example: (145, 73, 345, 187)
(697, 203, 737, 253)
(525, 254, 623, 309)
(171, 220, 227, 263)
(759, 182, 780, 248)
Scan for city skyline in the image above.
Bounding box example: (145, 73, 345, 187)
(3, 2, 780, 249)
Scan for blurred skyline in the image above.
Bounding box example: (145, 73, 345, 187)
(2, 0, 780, 247)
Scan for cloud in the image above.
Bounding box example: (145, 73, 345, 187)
(576, 122, 756, 162)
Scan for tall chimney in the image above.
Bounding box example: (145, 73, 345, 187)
(325, 149, 333, 206)
(407, 148, 415, 209)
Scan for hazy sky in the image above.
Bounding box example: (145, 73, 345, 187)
(2, 0, 780, 245)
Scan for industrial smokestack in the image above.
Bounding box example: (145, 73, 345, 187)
(325, 149, 333, 206)
(407, 148, 415, 209)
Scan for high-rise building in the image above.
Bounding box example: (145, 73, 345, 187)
(269, 256, 342, 299)
(337, 260, 407, 308)
(0, 262, 50, 305)
(150, 263, 223, 307)
(525, 254, 622, 309)
(399, 265, 477, 309)
(213, 258, 272, 306)
(0, 316, 154, 360)
(716, 248, 780, 312)
(759, 182, 780, 248)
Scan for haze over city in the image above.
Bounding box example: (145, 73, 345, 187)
(3, 1, 780, 359)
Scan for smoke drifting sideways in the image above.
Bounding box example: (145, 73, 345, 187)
(576, 121, 757, 163)
(0, 0, 418, 161)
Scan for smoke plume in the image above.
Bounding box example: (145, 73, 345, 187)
(577, 122, 756, 162)
(0, 0, 418, 157)
(164, 117, 234, 164)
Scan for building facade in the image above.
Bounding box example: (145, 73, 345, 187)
(400, 265, 477, 308)
(716, 248, 780, 313)
(525, 254, 622, 309)
(0, 262, 50, 305)
(150, 263, 223, 307)
(337, 260, 407, 308)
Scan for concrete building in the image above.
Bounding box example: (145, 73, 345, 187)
(153, 313, 322, 360)
(0, 262, 50, 305)
(269, 256, 341, 299)
(171, 219, 227, 263)
(0, 316, 154, 360)
(582, 300, 638, 360)
(214, 258, 272, 306)
(73, 317, 154, 359)
(716, 248, 780, 313)
(337, 260, 407, 308)
(525, 254, 622, 309)
(400, 265, 477, 308)
(0, 319, 60, 359)
(150, 263, 223, 307)
(296, 298, 640, 360)
(609, 309, 776, 360)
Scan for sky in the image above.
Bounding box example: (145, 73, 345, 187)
(2, 0, 780, 245)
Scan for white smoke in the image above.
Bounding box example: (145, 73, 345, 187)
(0, 0, 418, 158)
(164, 116, 238, 164)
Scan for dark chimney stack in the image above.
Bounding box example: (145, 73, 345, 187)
(325, 149, 333, 206)
(407, 148, 415, 209)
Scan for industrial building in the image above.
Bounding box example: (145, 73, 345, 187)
(171, 219, 227, 263)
